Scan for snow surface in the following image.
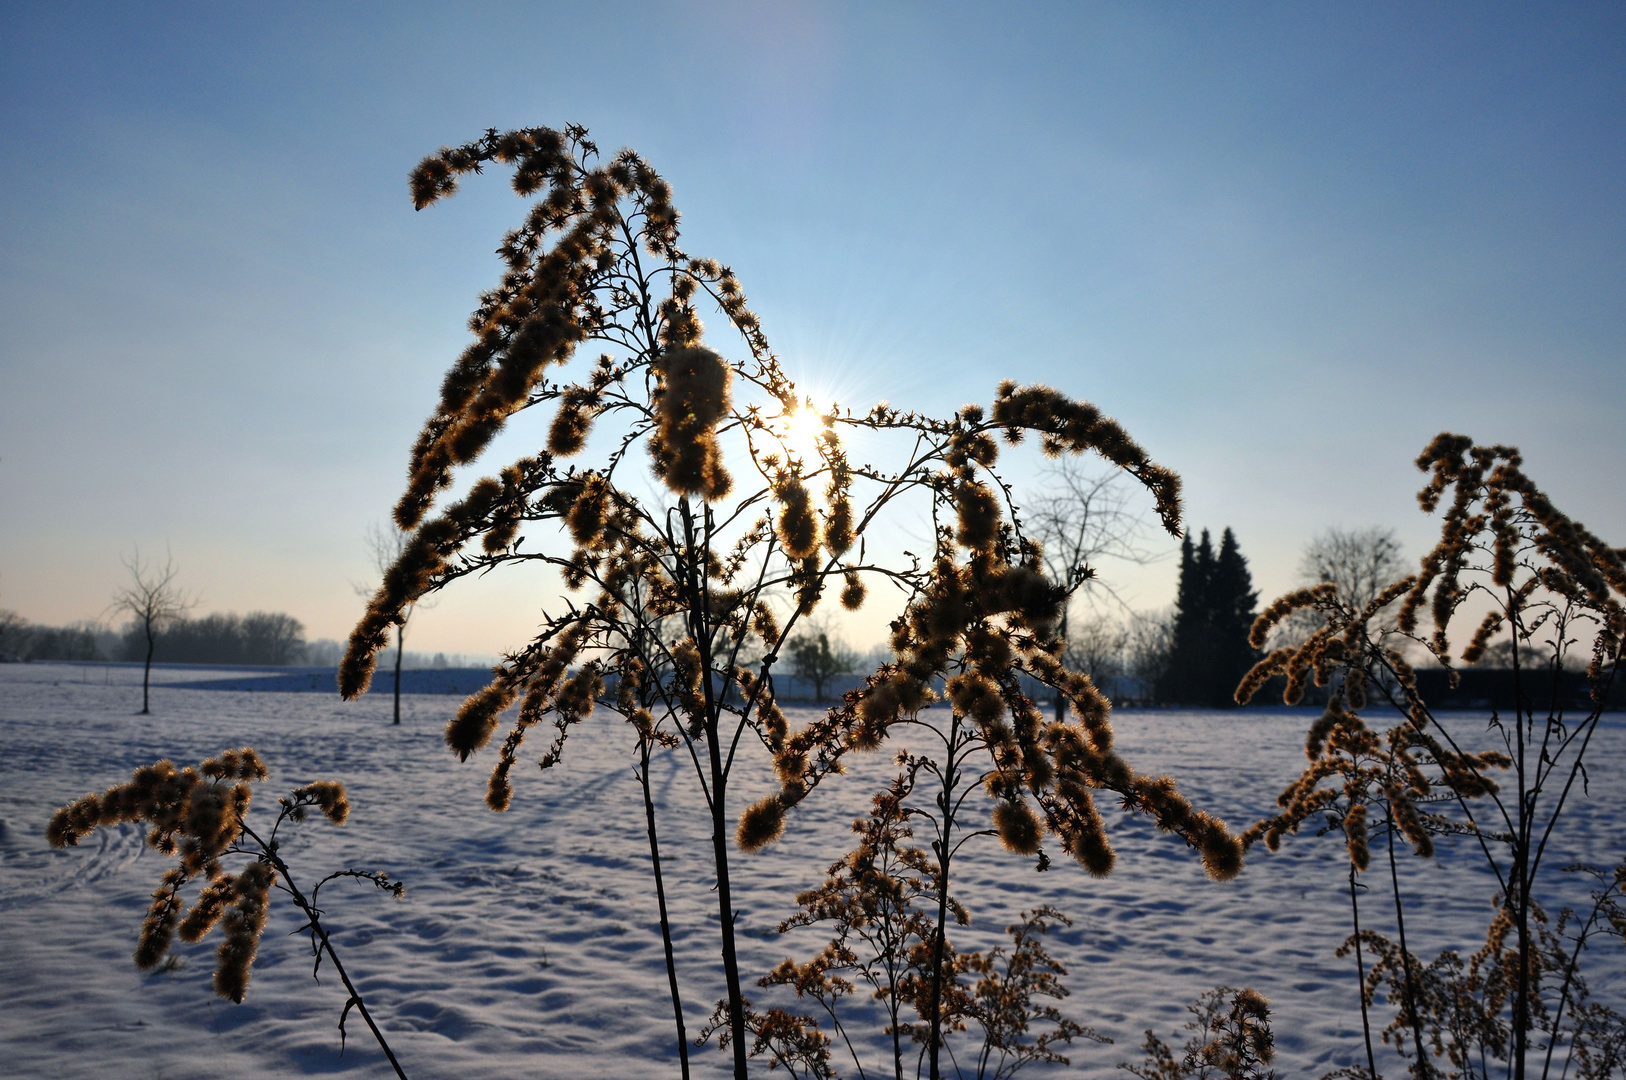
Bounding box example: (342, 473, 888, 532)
(2, 661, 1622, 1079)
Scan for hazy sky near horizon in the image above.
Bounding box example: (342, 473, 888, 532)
(2, 3, 1623, 655)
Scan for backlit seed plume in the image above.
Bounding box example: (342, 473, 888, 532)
(737, 795, 786, 851)
(992, 381, 1183, 536)
(289, 781, 350, 825)
(993, 799, 1042, 855)
(1249, 584, 1337, 649)
(214, 861, 274, 1003)
(651, 345, 733, 499)
(1343, 803, 1370, 871)
(840, 571, 866, 610)
(773, 473, 821, 559)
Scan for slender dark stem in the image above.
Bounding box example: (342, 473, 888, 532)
(243, 828, 409, 1080)
(1511, 600, 1532, 1080)
(708, 719, 747, 1080)
(680, 497, 749, 1080)
(638, 738, 691, 1080)
(392, 624, 404, 725)
(1386, 812, 1432, 1078)
(1350, 863, 1380, 1080)
(926, 715, 963, 1080)
(142, 628, 154, 715)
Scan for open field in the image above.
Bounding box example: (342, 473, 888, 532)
(2, 662, 1622, 1079)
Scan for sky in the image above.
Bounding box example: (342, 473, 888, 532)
(2, 2, 1623, 656)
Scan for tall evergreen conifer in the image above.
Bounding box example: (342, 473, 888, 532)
(1162, 527, 1258, 706)
(1209, 528, 1259, 700)
(1163, 530, 1213, 703)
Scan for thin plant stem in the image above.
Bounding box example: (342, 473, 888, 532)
(1386, 810, 1432, 1079)
(1351, 863, 1380, 1080)
(637, 738, 690, 1080)
(925, 714, 964, 1080)
(1539, 873, 1622, 1080)
(393, 624, 404, 725)
(142, 629, 154, 715)
(242, 825, 409, 1080)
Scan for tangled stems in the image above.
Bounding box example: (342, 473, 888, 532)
(240, 819, 409, 1079)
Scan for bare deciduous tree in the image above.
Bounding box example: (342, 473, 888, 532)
(1028, 460, 1161, 717)
(110, 548, 194, 714)
(1270, 526, 1408, 657)
(785, 625, 859, 702)
(0, 608, 29, 659)
(356, 523, 421, 725)
(1123, 608, 1175, 703)
(1062, 609, 1129, 687)
(1299, 526, 1406, 615)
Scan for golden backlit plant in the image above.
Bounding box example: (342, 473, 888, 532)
(340, 123, 1243, 1080)
(1238, 435, 1626, 1080)
(47, 750, 408, 1078)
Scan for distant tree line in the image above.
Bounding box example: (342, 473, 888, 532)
(0, 609, 308, 666)
(0, 610, 110, 662)
(120, 611, 307, 666)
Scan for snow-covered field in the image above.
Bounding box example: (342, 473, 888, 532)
(2, 661, 1622, 1079)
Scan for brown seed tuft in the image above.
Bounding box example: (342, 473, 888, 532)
(736, 796, 786, 851)
(992, 799, 1043, 854)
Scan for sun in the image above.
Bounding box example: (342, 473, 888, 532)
(781, 402, 829, 463)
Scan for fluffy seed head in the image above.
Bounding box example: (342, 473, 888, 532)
(774, 475, 821, 560)
(840, 572, 867, 610)
(736, 796, 786, 851)
(993, 799, 1042, 854)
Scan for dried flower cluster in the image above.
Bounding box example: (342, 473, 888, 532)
(1123, 986, 1276, 1080)
(341, 123, 1243, 1079)
(721, 772, 1097, 1080)
(49, 751, 356, 1002)
(1237, 434, 1626, 1080)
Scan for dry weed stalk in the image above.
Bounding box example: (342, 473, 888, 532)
(720, 768, 1102, 1080)
(47, 750, 408, 1078)
(1120, 986, 1277, 1080)
(1238, 434, 1626, 1080)
(341, 122, 1241, 1080)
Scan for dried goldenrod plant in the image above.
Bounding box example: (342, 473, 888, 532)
(1237, 435, 1626, 1080)
(47, 749, 408, 1078)
(340, 123, 1241, 1080)
(1120, 986, 1276, 1080)
(714, 770, 1097, 1080)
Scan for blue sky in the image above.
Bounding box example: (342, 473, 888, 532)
(2, 3, 1622, 654)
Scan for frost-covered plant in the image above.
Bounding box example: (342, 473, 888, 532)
(1120, 986, 1276, 1080)
(1239, 435, 1626, 1080)
(340, 122, 1243, 1080)
(47, 749, 408, 1078)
